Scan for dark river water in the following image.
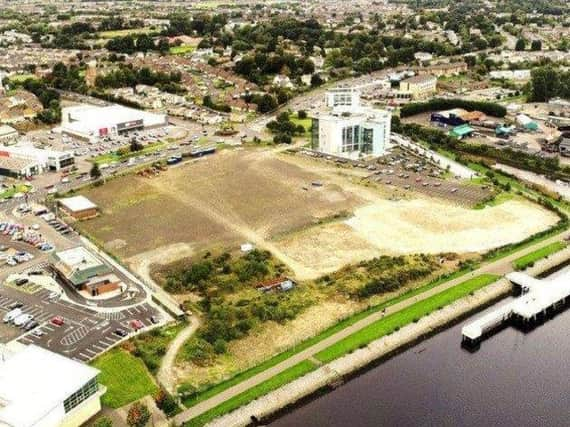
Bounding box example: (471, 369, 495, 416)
(271, 268, 570, 427)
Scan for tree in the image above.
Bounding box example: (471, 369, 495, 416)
(531, 39, 542, 51)
(154, 389, 178, 417)
(90, 163, 102, 180)
(136, 34, 155, 52)
(298, 110, 307, 119)
(130, 139, 144, 152)
(126, 402, 151, 427)
(515, 38, 526, 51)
(310, 74, 324, 87)
(158, 38, 170, 54)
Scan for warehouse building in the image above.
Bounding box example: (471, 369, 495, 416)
(58, 195, 98, 220)
(61, 104, 168, 142)
(0, 344, 105, 427)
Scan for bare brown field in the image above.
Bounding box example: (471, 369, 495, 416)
(78, 147, 559, 280)
(78, 148, 362, 278)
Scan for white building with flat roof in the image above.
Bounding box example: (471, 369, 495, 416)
(0, 144, 74, 177)
(312, 88, 391, 159)
(0, 344, 105, 427)
(61, 104, 168, 142)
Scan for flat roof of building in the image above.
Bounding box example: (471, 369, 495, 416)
(0, 344, 99, 427)
(54, 246, 104, 270)
(59, 195, 97, 212)
(62, 104, 166, 135)
(0, 124, 17, 136)
(0, 155, 37, 172)
(402, 74, 437, 84)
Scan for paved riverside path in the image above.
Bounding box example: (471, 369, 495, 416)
(174, 230, 570, 425)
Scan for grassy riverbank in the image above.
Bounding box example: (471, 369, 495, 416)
(183, 274, 499, 426)
(314, 274, 499, 363)
(513, 241, 567, 271)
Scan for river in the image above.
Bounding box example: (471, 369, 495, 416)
(271, 267, 570, 427)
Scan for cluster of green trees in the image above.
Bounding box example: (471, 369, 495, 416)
(234, 52, 314, 85)
(400, 98, 507, 118)
(160, 250, 312, 365)
(106, 34, 169, 54)
(529, 66, 570, 102)
(98, 16, 145, 32)
(95, 65, 185, 94)
(165, 13, 228, 37)
(243, 89, 292, 113)
(202, 95, 231, 113)
(266, 111, 307, 144)
(20, 79, 61, 124)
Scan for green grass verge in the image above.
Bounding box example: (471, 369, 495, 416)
(92, 349, 159, 408)
(1, 184, 32, 199)
(91, 142, 165, 165)
(513, 241, 567, 271)
(290, 114, 312, 135)
(314, 274, 500, 363)
(181, 268, 473, 408)
(170, 44, 196, 55)
(184, 360, 317, 427)
(98, 27, 154, 39)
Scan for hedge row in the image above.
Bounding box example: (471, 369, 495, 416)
(400, 98, 507, 118)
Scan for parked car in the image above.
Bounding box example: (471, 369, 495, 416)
(32, 329, 44, 337)
(24, 320, 38, 331)
(114, 329, 128, 337)
(14, 313, 33, 327)
(14, 278, 28, 287)
(3, 308, 22, 323)
(7, 301, 23, 310)
(130, 320, 144, 331)
(51, 316, 65, 326)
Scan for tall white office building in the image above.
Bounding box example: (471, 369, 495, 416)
(312, 88, 391, 159)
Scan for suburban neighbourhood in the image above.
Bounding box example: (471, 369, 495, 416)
(0, 0, 570, 426)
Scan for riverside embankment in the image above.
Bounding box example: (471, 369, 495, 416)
(205, 247, 570, 427)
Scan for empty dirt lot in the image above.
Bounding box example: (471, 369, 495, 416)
(78, 147, 560, 280)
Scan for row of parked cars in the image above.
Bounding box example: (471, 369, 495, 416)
(0, 222, 54, 252)
(2, 303, 40, 334)
(38, 213, 71, 236)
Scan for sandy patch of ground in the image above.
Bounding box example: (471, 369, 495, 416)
(127, 242, 196, 285)
(276, 198, 559, 275)
(346, 199, 559, 253)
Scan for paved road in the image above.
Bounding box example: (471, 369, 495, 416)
(174, 229, 570, 425)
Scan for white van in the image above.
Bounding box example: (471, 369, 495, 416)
(14, 313, 32, 327)
(3, 308, 22, 323)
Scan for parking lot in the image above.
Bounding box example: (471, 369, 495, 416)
(0, 278, 163, 362)
(296, 147, 493, 207)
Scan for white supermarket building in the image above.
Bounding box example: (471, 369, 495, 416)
(61, 104, 168, 142)
(0, 344, 105, 427)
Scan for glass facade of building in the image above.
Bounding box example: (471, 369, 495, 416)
(311, 118, 319, 150)
(341, 125, 373, 153)
(63, 377, 98, 413)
